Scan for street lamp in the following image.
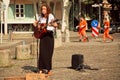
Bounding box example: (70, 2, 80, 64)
(0, 3, 6, 43)
(92, 4, 102, 27)
(79, 0, 82, 17)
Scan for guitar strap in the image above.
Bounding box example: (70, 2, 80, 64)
(38, 14, 49, 27)
(46, 15, 49, 27)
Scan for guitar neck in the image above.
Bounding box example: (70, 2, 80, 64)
(38, 19, 59, 28)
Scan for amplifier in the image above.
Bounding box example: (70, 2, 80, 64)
(71, 54, 84, 69)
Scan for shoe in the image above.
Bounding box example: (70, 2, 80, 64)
(83, 39, 86, 42)
(103, 40, 106, 43)
(42, 69, 48, 74)
(83, 38, 89, 42)
(111, 39, 114, 42)
(47, 71, 52, 76)
(39, 70, 42, 73)
(86, 37, 89, 42)
(79, 39, 82, 42)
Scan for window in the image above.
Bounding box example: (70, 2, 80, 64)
(15, 4, 24, 18)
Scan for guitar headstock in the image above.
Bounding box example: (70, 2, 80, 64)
(52, 19, 60, 23)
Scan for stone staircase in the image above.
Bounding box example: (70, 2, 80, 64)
(0, 30, 62, 62)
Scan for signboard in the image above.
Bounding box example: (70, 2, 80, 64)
(26, 73, 50, 80)
(91, 20, 98, 28)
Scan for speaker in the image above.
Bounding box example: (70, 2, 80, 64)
(71, 54, 84, 69)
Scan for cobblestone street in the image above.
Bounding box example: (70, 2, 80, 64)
(0, 31, 120, 80)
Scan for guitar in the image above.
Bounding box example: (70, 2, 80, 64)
(33, 19, 59, 39)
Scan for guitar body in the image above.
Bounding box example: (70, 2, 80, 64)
(34, 23, 47, 39)
(33, 19, 59, 39)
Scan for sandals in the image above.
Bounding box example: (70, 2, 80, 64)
(39, 69, 52, 76)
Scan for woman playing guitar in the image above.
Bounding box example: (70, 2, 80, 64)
(33, 4, 58, 76)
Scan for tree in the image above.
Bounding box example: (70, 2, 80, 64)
(108, 0, 120, 10)
(107, 0, 120, 22)
(61, 0, 72, 42)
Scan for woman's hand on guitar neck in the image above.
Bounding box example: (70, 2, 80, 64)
(33, 20, 38, 27)
(48, 19, 58, 27)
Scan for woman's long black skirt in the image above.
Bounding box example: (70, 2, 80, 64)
(38, 31, 54, 71)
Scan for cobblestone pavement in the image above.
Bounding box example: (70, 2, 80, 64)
(0, 31, 120, 80)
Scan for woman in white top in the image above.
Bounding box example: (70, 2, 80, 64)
(33, 4, 58, 75)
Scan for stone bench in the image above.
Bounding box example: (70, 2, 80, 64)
(0, 49, 11, 67)
(16, 44, 31, 59)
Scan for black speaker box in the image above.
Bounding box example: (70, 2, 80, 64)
(71, 54, 84, 69)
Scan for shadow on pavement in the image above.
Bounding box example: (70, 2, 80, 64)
(22, 66, 39, 73)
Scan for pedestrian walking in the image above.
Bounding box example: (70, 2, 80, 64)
(103, 17, 113, 42)
(78, 17, 89, 42)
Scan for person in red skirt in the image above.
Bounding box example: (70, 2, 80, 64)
(78, 17, 89, 42)
(103, 17, 113, 42)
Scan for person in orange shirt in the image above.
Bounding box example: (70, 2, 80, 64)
(103, 17, 113, 42)
(78, 17, 89, 42)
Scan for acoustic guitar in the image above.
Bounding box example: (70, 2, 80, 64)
(33, 19, 59, 39)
